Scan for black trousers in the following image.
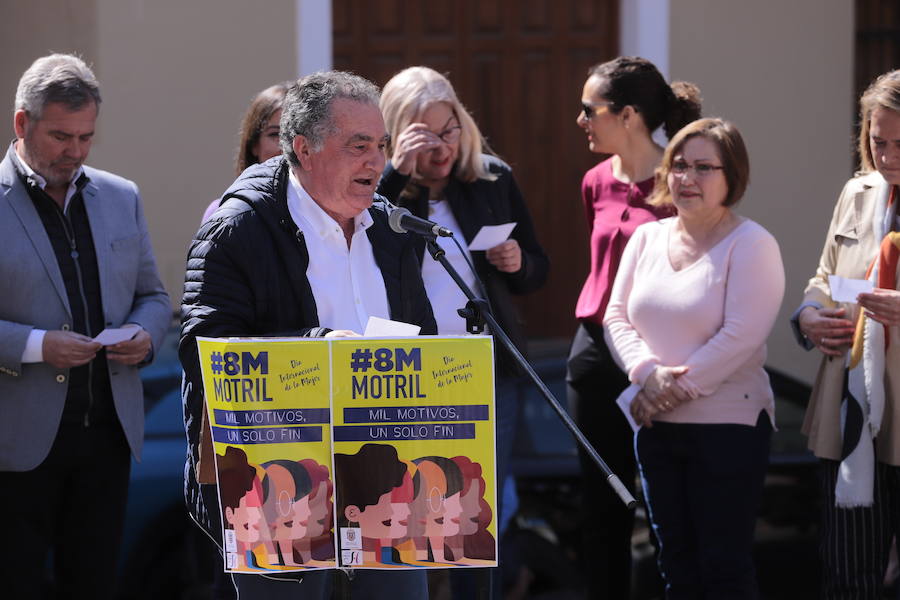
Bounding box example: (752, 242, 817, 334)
(820, 458, 900, 600)
(0, 421, 131, 600)
(566, 321, 636, 599)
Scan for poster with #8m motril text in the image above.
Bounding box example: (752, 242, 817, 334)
(196, 336, 497, 573)
(197, 337, 335, 574)
(332, 336, 497, 569)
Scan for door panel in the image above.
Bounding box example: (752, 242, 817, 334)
(334, 0, 619, 340)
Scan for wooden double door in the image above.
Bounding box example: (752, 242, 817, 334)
(334, 0, 619, 340)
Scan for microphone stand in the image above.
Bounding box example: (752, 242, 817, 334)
(424, 238, 637, 508)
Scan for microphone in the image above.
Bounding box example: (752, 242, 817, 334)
(388, 207, 453, 238)
(375, 198, 453, 237)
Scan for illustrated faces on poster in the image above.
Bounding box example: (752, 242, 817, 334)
(409, 460, 448, 539)
(389, 470, 414, 539)
(264, 462, 313, 543)
(441, 489, 463, 537)
(307, 480, 332, 538)
(458, 477, 484, 536)
(348, 489, 394, 539)
(276, 493, 312, 541)
(225, 484, 264, 544)
(299, 459, 334, 540)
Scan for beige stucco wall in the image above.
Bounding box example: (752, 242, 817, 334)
(1, 0, 297, 312)
(669, 0, 855, 382)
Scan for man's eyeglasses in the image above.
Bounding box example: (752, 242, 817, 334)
(438, 125, 461, 144)
(581, 102, 611, 120)
(671, 160, 725, 178)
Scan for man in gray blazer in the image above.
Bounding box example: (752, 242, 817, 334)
(0, 54, 171, 599)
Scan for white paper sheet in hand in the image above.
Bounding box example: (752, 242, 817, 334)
(364, 316, 421, 337)
(615, 383, 641, 432)
(467, 223, 517, 251)
(828, 274, 873, 303)
(93, 323, 141, 345)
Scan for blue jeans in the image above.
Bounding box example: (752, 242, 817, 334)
(636, 412, 771, 600)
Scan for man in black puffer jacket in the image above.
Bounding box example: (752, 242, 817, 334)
(180, 72, 435, 598)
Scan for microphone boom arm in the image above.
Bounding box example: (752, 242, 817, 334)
(423, 238, 636, 509)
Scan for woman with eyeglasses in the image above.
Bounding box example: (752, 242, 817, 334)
(604, 118, 784, 598)
(567, 56, 700, 599)
(378, 66, 548, 490)
(378, 65, 547, 597)
(790, 70, 900, 598)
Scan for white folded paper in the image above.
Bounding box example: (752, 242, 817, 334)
(93, 323, 141, 345)
(615, 383, 641, 433)
(828, 274, 873, 303)
(467, 223, 517, 251)
(363, 316, 421, 337)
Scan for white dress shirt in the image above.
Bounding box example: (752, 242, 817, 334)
(286, 172, 390, 333)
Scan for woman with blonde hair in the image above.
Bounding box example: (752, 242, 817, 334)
(791, 69, 900, 598)
(378, 65, 547, 598)
(605, 118, 784, 598)
(378, 65, 548, 505)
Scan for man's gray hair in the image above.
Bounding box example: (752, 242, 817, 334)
(15, 54, 101, 120)
(280, 71, 380, 166)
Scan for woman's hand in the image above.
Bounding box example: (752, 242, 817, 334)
(631, 391, 659, 428)
(857, 288, 900, 327)
(642, 365, 692, 410)
(391, 123, 441, 175)
(486, 239, 522, 273)
(797, 305, 855, 357)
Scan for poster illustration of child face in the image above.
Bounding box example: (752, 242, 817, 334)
(218, 447, 335, 569)
(336, 444, 407, 553)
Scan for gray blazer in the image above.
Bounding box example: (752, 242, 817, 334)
(0, 145, 171, 471)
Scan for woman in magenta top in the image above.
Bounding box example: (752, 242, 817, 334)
(605, 119, 784, 598)
(565, 56, 701, 600)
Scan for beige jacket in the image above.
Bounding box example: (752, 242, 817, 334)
(801, 171, 900, 466)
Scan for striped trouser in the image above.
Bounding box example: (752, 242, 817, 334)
(820, 458, 900, 599)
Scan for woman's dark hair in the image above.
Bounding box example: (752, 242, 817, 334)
(588, 56, 702, 139)
(235, 82, 290, 175)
